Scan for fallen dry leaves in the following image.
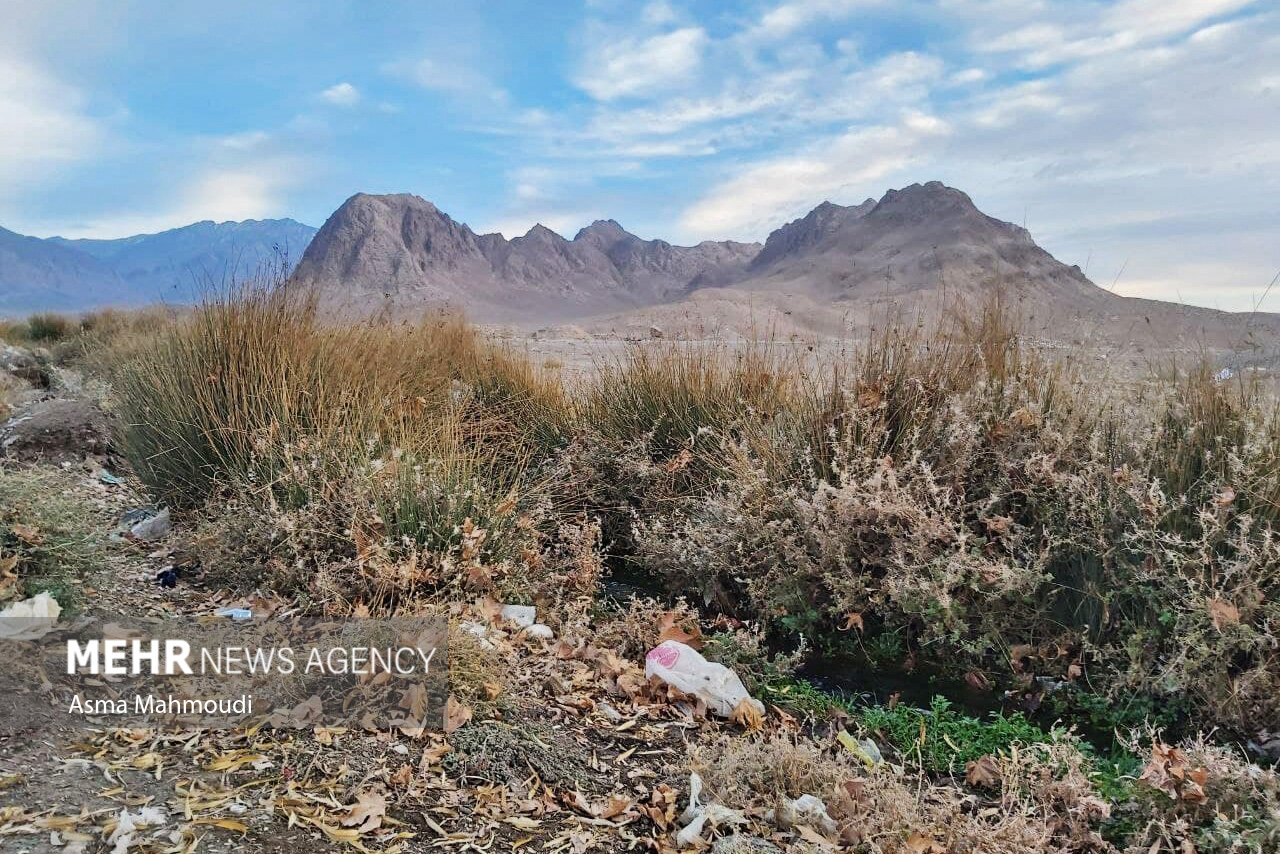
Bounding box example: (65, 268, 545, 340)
(1139, 741, 1209, 804)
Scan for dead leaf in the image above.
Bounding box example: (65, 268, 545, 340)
(905, 831, 947, 853)
(11, 524, 42, 545)
(1139, 741, 1210, 804)
(398, 683, 429, 719)
(655, 611, 703, 649)
(839, 612, 864, 632)
(730, 698, 764, 732)
(444, 696, 472, 734)
(964, 755, 1001, 788)
(191, 818, 249, 832)
(1207, 597, 1240, 631)
(341, 790, 386, 833)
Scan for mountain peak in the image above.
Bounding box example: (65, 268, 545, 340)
(871, 181, 979, 219)
(520, 223, 565, 242)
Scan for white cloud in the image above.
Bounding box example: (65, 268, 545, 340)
(679, 112, 950, 239)
(0, 56, 103, 197)
(575, 27, 709, 100)
(53, 155, 306, 239)
(319, 82, 360, 107)
(383, 57, 509, 105)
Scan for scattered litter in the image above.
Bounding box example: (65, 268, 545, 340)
(155, 567, 179, 588)
(525, 623, 554, 640)
(676, 772, 747, 847)
(597, 701, 623, 723)
(500, 603, 537, 628)
(645, 640, 765, 718)
(1215, 367, 1234, 382)
(460, 620, 497, 649)
(107, 806, 167, 854)
(130, 507, 171, 541)
(0, 591, 62, 639)
(97, 470, 125, 485)
(774, 794, 838, 837)
(214, 608, 253, 622)
(836, 730, 883, 768)
(119, 507, 156, 526)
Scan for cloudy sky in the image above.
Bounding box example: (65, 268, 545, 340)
(2, 0, 1276, 309)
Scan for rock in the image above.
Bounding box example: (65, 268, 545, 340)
(1, 398, 112, 461)
(0, 345, 51, 389)
(130, 507, 171, 541)
(711, 835, 783, 854)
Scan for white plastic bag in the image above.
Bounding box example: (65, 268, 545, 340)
(0, 591, 62, 640)
(644, 640, 764, 718)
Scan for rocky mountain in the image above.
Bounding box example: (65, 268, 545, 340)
(591, 181, 1280, 348)
(47, 218, 316, 303)
(741, 182, 1109, 311)
(0, 218, 316, 315)
(289, 194, 760, 320)
(0, 226, 130, 314)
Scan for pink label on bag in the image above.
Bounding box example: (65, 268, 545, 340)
(647, 644, 680, 669)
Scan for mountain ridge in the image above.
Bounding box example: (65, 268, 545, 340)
(288, 192, 761, 321)
(1, 218, 317, 315)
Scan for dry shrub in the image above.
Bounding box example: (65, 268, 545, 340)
(589, 596, 702, 660)
(447, 620, 504, 715)
(689, 733, 1112, 852)
(633, 310, 1280, 732)
(25, 312, 72, 342)
(1125, 735, 1280, 852)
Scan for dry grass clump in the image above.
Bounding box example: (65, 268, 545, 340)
(689, 733, 1113, 852)
(0, 468, 102, 607)
(108, 284, 580, 610)
(108, 285, 563, 507)
(23, 312, 73, 342)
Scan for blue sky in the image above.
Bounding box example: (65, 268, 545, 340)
(2, 0, 1277, 309)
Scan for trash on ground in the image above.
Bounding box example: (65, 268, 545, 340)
(836, 729, 883, 768)
(0, 591, 62, 640)
(97, 470, 125, 485)
(525, 622, 554, 640)
(129, 507, 171, 541)
(773, 793, 838, 837)
(214, 607, 253, 622)
(155, 567, 179, 588)
(644, 640, 765, 718)
(500, 603, 537, 628)
(676, 772, 747, 847)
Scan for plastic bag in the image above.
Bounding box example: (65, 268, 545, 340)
(644, 640, 764, 718)
(0, 591, 62, 640)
